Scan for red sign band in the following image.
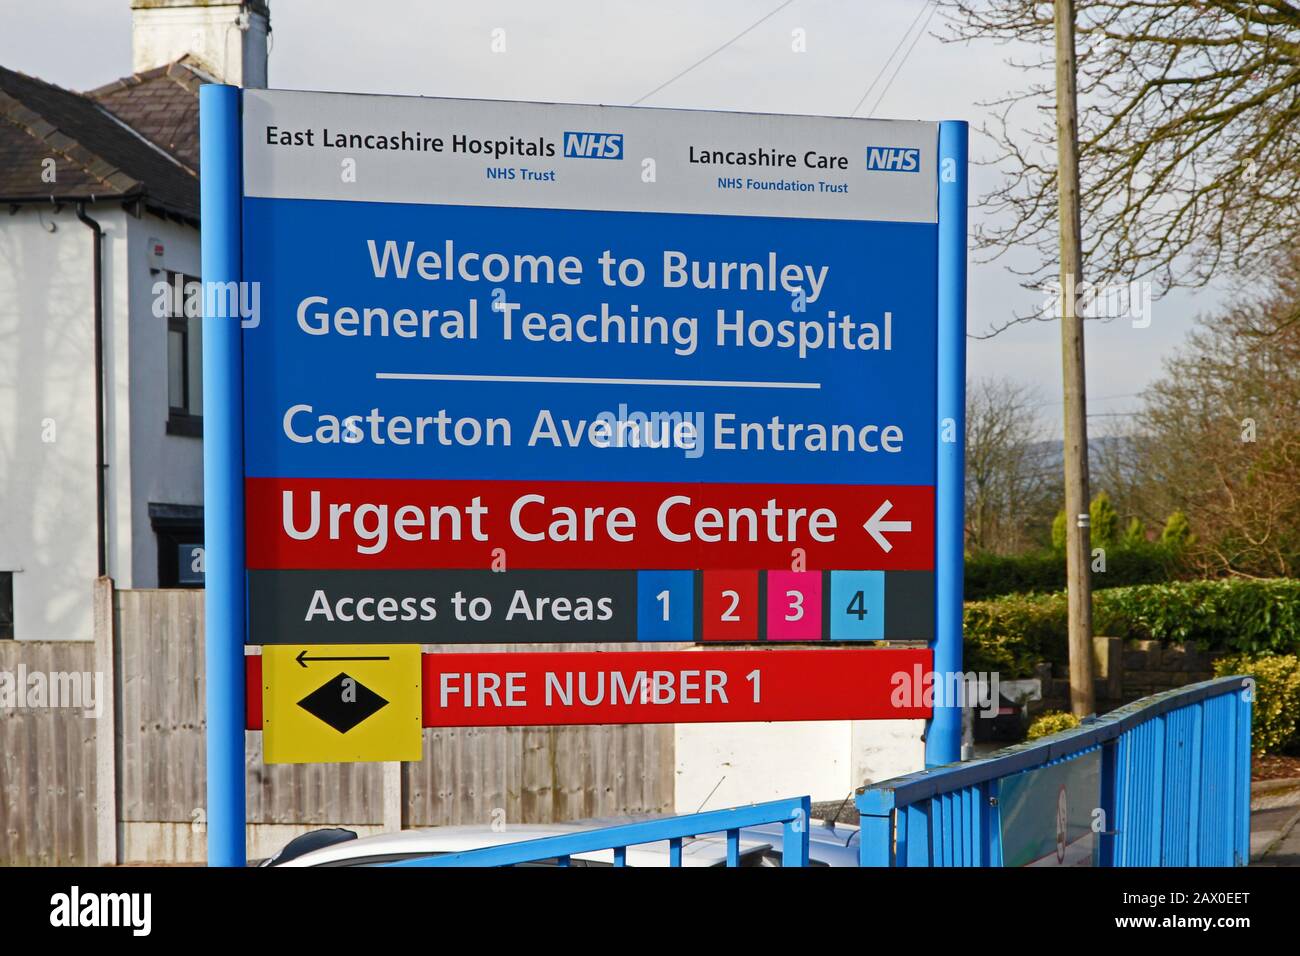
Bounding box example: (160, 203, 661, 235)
(420, 647, 932, 727)
(246, 477, 934, 571)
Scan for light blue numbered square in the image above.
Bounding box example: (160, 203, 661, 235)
(637, 571, 695, 641)
(830, 571, 885, 640)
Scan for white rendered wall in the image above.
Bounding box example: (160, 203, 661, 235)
(132, 2, 269, 87)
(674, 719, 925, 812)
(0, 204, 203, 635)
(0, 207, 103, 640)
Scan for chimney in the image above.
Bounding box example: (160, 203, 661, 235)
(130, 1, 271, 87)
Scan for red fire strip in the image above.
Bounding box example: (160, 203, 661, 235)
(245, 647, 934, 731)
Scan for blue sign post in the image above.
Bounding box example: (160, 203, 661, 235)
(930, 121, 969, 768)
(200, 84, 967, 864)
(200, 83, 247, 867)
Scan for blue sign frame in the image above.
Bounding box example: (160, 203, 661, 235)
(200, 84, 967, 866)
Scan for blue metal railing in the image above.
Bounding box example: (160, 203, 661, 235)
(856, 675, 1253, 866)
(387, 796, 812, 867)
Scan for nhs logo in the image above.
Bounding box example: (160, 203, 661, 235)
(563, 131, 624, 160)
(866, 146, 920, 172)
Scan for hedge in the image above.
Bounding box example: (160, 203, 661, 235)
(964, 543, 1184, 601)
(1212, 654, 1300, 755)
(964, 578, 1300, 679)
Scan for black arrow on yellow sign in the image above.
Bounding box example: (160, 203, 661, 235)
(295, 649, 391, 668)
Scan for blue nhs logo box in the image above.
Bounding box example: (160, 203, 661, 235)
(563, 131, 624, 159)
(866, 146, 920, 172)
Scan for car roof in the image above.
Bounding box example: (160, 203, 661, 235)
(739, 820, 861, 866)
(277, 822, 773, 868)
(744, 820, 860, 847)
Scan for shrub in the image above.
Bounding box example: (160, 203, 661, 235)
(1097, 579, 1300, 657)
(963, 578, 1300, 679)
(964, 591, 1068, 677)
(1213, 654, 1300, 754)
(1161, 510, 1192, 548)
(1051, 510, 1068, 552)
(1027, 710, 1081, 740)
(1090, 492, 1122, 547)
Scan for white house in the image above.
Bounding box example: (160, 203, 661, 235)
(0, 0, 271, 642)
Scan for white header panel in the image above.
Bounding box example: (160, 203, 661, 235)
(242, 89, 939, 224)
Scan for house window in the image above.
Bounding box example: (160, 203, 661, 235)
(165, 271, 203, 437)
(0, 572, 14, 639)
(150, 504, 204, 588)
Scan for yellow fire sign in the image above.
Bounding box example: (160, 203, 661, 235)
(262, 644, 422, 764)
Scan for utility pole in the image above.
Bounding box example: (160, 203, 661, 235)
(1054, 0, 1095, 716)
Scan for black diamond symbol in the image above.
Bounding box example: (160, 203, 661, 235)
(297, 672, 389, 734)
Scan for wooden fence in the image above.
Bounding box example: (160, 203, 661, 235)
(1, 583, 674, 864)
(0, 640, 98, 865)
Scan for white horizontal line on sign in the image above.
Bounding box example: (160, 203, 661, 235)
(375, 372, 821, 390)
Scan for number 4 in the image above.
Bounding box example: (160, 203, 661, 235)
(847, 590, 868, 620)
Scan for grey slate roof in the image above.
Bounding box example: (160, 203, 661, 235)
(0, 59, 201, 222)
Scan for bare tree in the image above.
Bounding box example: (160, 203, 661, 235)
(1122, 252, 1300, 576)
(941, 0, 1300, 330)
(965, 377, 1058, 552)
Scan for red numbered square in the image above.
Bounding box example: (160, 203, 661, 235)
(701, 570, 760, 641)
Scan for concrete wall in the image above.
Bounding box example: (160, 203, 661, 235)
(674, 718, 925, 811)
(1034, 637, 1224, 715)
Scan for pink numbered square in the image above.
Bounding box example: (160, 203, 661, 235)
(765, 571, 823, 641)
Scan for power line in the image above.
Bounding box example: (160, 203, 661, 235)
(629, 0, 797, 106)
(849, 0, 932, 116)
(866, 0, 940, 117)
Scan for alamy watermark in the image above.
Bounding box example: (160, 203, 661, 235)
(0, 667, 104, 718)
(891, 666, 1001, 718)
(1040, 275, 1153, 328)
(577, 402, 703, 459)
(50, 886, 151, 936)
(152, 274, 261, 328)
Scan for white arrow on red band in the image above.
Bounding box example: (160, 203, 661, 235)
(863, 499, 912, 552)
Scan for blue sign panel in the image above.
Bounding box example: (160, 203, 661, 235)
(200, 85, 967, 862)
(240, 199, 937, 485)
(235, 91, 951, 650)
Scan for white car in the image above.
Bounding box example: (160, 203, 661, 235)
(263, 821, 779, 867)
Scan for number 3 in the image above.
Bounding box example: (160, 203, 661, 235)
(784, 589, 804, 622)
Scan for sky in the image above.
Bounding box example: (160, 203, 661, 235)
(0, 0, 1227, 434)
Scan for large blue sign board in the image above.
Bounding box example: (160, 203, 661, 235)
(200, 85, 967, 865)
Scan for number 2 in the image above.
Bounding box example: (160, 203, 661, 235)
(721, 589, 741, 621)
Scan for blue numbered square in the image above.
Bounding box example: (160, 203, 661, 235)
(637, 571, 695, 641)
(830, 571, 885, 640)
